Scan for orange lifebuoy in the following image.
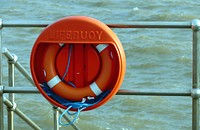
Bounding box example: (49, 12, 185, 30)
(30, 16, 126, 110)
(42, 43, 113, 101)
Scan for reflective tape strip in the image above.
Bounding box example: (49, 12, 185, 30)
(47, 75, 61, 88)
(90, 82, 102, 96)
(96, 44, 109, 53)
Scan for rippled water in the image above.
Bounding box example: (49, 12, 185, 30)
(0, 0, 200, 129)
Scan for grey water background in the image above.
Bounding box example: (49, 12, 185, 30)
(1, 0, 200, 129)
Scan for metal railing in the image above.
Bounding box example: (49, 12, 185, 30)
(0, 19, 200, 130)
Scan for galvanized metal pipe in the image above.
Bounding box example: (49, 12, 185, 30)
(0, 19, 2, 85)
(7, 58, 15, 130)
(0, 85, 4, 130)
(191, 19, 200, 130)
(117, 89, 191, 96)
(2, 48, 35, 86)
(2, 21, 49, 28)
(4, 86, 38, 93)
(3, 86, 191, 96)
(0, 19, 4, 130)
(14, 107, 41, 130)
(53, 106, 59, 130)
(107, 21, 191, 28)
(3, 95, 41, 130)
(2, 21, 191, 29)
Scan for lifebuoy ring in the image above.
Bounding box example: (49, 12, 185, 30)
(31, 16, 126, 110)
(42, 43, 113, 101)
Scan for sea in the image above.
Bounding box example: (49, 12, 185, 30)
(0, 0, 200, 130)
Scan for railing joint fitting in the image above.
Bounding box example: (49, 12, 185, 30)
(191, 88, 200, 99)
(8, 54, 18, 64)
(7, 102, 17, 111)
(53, 106, 58, 109)
(191, 19, 200, 31)
(2, 48, 18, 64)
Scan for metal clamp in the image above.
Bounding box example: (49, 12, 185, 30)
(191, 19, 200, 31)
(191, 88, 200, 99)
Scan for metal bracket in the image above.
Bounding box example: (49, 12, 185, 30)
(191, 19, 200, 31)
(7, 102, 17, 111)
(191, 88, 200, 99)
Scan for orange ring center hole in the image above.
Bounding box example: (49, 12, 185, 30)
(56, 44, 101, 88)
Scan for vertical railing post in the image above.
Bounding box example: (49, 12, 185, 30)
(0, 85, 4, 130)
(191, 19, 200, 130)
(53, 106, 59, 130)
(0, 19, 4, 130)
(7, 54, 17, 130)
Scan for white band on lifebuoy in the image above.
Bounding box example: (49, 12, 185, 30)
(59, 43, 65, 47)
(90, 82, 102, 96)
(96, 44, 109, 53)
(47, 75, 61, 88)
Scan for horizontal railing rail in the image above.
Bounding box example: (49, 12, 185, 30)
(2, 21, 192, 28)
(2, 86, 191, 97)
(0, 19, 200, 130)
